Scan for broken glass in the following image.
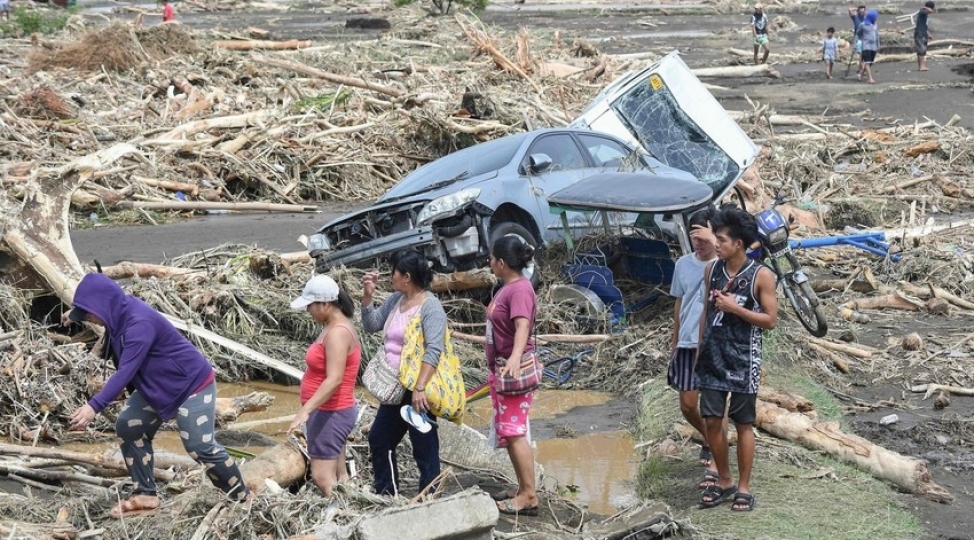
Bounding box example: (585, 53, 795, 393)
(611, 79, 738, 198)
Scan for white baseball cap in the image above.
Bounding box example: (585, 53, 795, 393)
(290, 275, 340, 309)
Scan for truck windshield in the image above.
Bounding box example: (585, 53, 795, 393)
(611, 80, 738, 199)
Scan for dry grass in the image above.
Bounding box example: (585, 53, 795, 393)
(28, 22, 199, 73)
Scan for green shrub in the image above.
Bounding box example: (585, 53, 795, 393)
(392, 0, 488, 16)
(4, 6, 72, 36)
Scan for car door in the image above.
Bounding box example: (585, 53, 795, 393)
(571, 51, 759, 204)
(519, 133, 596, 241)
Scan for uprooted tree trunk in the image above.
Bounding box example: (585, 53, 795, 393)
(240, 439, 308, 495)
(755, 401, 953, 502)
(0, 144, 139, 305)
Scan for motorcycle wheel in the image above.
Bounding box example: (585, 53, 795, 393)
(782, 278, 828, 337)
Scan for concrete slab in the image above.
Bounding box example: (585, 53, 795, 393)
(356, 489, 499, 540)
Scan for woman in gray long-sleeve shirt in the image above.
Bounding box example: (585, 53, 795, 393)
(361, 249, 447, 496)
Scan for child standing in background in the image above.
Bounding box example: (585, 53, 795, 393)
(823, 27, 839, 79)
(162, 0, 175, 23)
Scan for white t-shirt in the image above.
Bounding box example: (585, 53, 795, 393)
(669, 253, 715, 348)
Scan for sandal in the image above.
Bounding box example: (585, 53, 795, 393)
(731, 492, 756, 512)
(699, 484, 738, 509)
(491, 488, 517, 502)
(698, 470, 719, 490)
(497, 500, 539, 516)
(698, 446, 713, 467)
(110, 495, 160, 518)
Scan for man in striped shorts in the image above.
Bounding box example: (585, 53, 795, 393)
(668, 207, 721, 489)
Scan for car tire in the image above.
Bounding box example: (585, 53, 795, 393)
(489, 222, 542, 289)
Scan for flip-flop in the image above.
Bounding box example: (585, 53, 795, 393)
(698, 446, 713, 467)
(699, 484, 738, 509)
(731, 492, 756, 512)
(497, 500, 539, 516)
(400, 405, 433, 434)
(698, 470, 719, 490)
(491, 488, 517, 502)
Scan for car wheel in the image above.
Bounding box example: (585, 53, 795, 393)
(489, 222, 541, 288)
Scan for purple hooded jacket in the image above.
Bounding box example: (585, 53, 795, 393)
(73, 274, 213, 420)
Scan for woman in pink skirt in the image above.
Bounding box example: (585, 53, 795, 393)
(485, 235, 539, 516)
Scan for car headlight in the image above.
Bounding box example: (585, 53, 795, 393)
(307, 233, 332, 252)
(767, 227, 788, 245)
(416, 188, 481, 225)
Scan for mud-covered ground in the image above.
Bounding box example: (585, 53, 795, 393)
(62, 0, 975, 538)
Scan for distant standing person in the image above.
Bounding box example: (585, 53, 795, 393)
(915, 1, 936, 71)
(750, 4, 770, 65)
(0, 0, 10, 23)
(695, 208, 778, 512)
(823, 27, 840, 78)
(848, 5, 867, 76)
(857, 9, 880, 83)
(162, 0, 175, 23)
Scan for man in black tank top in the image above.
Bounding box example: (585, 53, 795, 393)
(695, 208, 778, 512)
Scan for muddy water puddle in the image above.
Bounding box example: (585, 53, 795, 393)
(67, 383, 637, 514)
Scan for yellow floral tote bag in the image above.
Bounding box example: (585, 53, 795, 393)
(398, 314, 466, 423)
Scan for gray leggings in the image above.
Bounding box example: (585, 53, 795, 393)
(116, 382, 248, 501)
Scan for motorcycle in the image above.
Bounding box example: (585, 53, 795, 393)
(748, 194, 828, 337)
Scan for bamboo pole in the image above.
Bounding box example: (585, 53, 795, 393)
(213, 39, 311, 50)
(116, 201, 318, 213)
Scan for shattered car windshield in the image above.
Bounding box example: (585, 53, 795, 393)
(380, 135, 525, 201)
(611, 80, 739, 197)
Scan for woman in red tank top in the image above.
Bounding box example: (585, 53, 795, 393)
(289, 275, 361, 496)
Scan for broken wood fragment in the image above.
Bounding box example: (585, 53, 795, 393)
(910, 383, 974, 399)
(807, 337, 876, 359)
(214, 39, 311, 51)
(214, 391, 275, 426)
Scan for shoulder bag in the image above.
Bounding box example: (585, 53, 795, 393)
(361, 306, 406, 405)
(398, 299, 467, 423)
(491, 299, 541, 395)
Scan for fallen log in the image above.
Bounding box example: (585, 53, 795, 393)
(806, 337, 877, 359)
(843, 291, 924, 312)
(430, 268, 496, 292)
(692, 63, 781, 79)
(881, 174, 940, 193)
(757, 387, 816, 414)
(811, 267, 879, 294)
(240, 439, 308, 494)
(115, 201, 319, 213)
(876, 49, 972, 63)
(0, 442, 176, 483)
(0, 143, 139, 304)
(897, 281, 974, 310)
(162, 314, 303, 381)
(251, 54, 406, 99)
(214, 391, 275, 425)
(0, 518, 78, 540)
(755, 400, 953, 502)
(147, 111, 269, 142)
(910, 383, 975, 399)
(213, 39, 311, 50)
(809, 342, 851, 374)
(100, 262, 197, 280)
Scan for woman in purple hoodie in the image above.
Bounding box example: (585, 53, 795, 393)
(67, 273, 250, 517)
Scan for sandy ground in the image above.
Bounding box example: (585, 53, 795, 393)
(67, 0, 974, 537)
